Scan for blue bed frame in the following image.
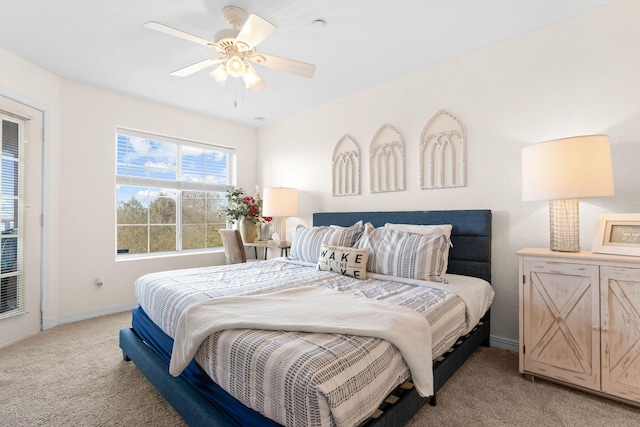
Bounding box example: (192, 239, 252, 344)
(119, 209, 492, 426)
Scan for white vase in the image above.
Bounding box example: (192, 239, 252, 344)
(261, 222, 271, 240)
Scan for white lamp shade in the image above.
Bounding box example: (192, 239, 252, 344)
(522, 135, 615, 201)
(243, 64, 261, 89)
(226, 55, 246, 77)
(210, 65, 228, 86)
(262, 187, 298, 217)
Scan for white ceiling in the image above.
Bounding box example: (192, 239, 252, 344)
(0, 0, 614, 127)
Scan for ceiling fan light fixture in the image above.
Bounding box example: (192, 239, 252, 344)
(210, 64, 229, 86)
(243, 64, 261, 89)
(226, 55, 246, 77)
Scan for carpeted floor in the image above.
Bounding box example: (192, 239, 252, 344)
(1, 311, 639, 426)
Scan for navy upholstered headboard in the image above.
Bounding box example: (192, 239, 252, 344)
(313, 210, 492, 283)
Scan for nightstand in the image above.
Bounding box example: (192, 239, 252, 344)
(517, 248, 640, 406)
(244, 241, 291, 260)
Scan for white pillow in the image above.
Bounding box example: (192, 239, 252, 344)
(359, 222, 451, 283)
(317, 244, 369, 279)
(384, 223, 452, 238)
(289, 221, 364, 263)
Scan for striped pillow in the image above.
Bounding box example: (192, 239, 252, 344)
(289, 221, 363, 263)
(358, 222, 451, 283)
(384, 223, 453, 274)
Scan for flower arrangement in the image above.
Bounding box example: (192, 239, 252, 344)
(224, 186, 270, 225)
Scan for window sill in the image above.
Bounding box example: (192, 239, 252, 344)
(0, 308, 29, 321)
(115, 248, 224, 262)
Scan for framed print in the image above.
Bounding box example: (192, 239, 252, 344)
(592, 213, 640, 256)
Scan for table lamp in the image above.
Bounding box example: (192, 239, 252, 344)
(522, 135, 615, 252)
(261, 187, 298, 242)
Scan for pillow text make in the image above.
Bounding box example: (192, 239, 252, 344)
(317, 244, 369, 279)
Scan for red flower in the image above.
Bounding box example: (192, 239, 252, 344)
(262, 217, 272, 222)
(224, 187, 265, 224)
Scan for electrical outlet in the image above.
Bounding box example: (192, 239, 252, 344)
(95, 278, 104, 291)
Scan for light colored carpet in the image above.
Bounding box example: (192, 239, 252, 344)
(1, 311, 639, 426)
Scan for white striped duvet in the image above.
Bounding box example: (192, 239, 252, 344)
(135, 259, 472, 427)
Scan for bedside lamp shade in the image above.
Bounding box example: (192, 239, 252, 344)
(262, 187, 298, 242)
(522, 135, 614, 252)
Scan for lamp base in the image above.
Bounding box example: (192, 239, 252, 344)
(549, 199, 580, 252)
(272, 217, 287, 242)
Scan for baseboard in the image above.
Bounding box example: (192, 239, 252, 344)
(489, 335, 518, 353)
(43, 302, 136, 330)
(0, 328, 40, 349)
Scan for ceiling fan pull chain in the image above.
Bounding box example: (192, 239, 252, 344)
(234, 86, 238, 108)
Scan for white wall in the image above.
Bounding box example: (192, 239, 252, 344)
(257, 0, 640, 347)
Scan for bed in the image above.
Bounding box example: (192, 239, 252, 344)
(119, 209, 492, 426)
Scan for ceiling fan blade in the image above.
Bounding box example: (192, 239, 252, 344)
(249, 53, 316, 78)
(143, 21, 210, 47)
(170, 57, 224, 77)
(236, 14, 276, 49)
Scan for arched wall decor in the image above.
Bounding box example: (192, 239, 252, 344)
(332, 135, 360, 196)
(370, 124, 405, 193)
(420, 110, 467, 189)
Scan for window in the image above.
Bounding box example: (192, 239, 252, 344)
(1, 114, 24, 315)
(116, 129, 235, 256)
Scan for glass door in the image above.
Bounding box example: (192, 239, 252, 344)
(0, 96, 43, 346)
(0, 116, 22, 316)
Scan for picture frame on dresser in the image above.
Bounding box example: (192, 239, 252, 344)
(592, 213, 640, 256)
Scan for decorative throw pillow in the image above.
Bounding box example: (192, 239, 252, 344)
(289, 221, 364, 263)
(317, 244, 369, 279)
(358, 222, 451, 283)
(384, 223, 453, 273)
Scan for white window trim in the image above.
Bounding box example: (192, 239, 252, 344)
(115, 128, 236, 258)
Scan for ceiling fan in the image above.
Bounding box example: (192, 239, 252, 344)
(144, 6, 316, 92)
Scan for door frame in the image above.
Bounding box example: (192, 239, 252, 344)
(0, 87, 50, 345)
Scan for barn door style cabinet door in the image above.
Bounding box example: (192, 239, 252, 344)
(600, 266, 640, 403)
(517, 248, 640, 406)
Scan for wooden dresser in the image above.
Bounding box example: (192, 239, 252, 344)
(517, 248, 640, 406)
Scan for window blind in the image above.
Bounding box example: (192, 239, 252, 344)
(0, 113, 26, 318)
